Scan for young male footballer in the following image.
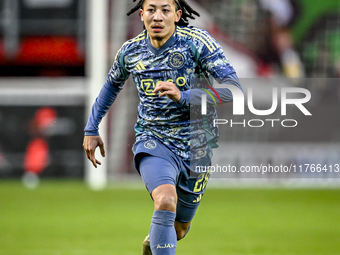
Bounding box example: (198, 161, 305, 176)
(83, 0, 242, 254)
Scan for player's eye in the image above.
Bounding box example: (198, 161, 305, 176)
(147, 8, 155, 13)
(163, 9, 170, 13)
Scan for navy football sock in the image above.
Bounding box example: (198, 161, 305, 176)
(149, 210, 177, 255)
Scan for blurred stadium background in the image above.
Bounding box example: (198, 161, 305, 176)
(0, 1, 340, 254)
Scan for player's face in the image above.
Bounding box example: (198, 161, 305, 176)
(140, 0, 182, 48)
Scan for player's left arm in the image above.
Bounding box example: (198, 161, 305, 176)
(177, 37, 243, 106)
(201, 46, 243, 101)
(153, 81, 181, 102)
(152, 51, 241, 104)
(153, 34, 242, 105)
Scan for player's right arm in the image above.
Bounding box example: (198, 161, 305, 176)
(83, 135, 105, 168)
(83, 46, 130, 167)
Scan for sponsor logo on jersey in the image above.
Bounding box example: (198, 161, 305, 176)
(168, 52, 185, 69)
(141, 79, 156, 95)
(141, 77, 187, 95)
(144, 140, 157, 149)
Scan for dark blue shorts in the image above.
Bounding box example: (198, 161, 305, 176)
(133, 138, 211, 223)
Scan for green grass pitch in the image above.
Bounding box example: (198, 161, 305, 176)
(1, 180, 339, 255)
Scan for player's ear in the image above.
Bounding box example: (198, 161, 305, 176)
(175, 9, 182, 23)
(140, 9, 144, 22)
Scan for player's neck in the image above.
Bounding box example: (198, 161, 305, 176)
(149, 38, 167, 49)
(149, 27, 176, 49)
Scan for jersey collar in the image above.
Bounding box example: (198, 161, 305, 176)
(145, 27, 177, 55)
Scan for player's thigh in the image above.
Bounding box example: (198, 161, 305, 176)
(176, 161, 211, 223)
(139, 155, 178, 196)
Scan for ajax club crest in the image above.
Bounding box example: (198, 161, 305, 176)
(144, 140, 157, 149)
(168, 52, 185, 69)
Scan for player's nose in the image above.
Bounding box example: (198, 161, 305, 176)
(153, 10, 163, 22)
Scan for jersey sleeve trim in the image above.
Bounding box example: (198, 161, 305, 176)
(115, 32, 146, 79)
(114, 32, 145, 60)
(177, 27, 218, 53)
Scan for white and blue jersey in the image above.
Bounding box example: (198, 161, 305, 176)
(85, 26, 242, 161)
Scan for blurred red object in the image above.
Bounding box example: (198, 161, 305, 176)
(0, 36, 84, 66)
(24, 138, 49, 174)
(34, 107, 57, 130)
(23, 107, 57, 174)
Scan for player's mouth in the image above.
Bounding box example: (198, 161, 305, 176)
(151, 24, 164, 32)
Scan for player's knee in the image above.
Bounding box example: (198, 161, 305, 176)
(154, 194, 177, 212)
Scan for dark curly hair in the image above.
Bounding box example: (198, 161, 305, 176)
(127, 0, 200, 27)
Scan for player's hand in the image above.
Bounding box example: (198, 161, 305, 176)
(83, 135, 105, 168)
(153, 82, 181, 102)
